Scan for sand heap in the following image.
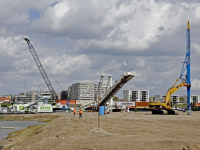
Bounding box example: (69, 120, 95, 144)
(87, 127, 112, 135)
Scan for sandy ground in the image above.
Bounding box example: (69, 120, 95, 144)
(1, 111, 200, 150)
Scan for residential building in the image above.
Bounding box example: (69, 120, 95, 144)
(123, 90, 149, 102)
(123, 90, 132, 101)
(67, 82, 110, 101)
(154, 95, 180, 105)
(69, 83, 95, 101)
(0, 95, 12, 103)
(191, 95, 200, 104)
(183, 95, 200, 104)
(94, 84, 109, 101)
(15, 91, 60, 103)
(170, 95, 180, 104)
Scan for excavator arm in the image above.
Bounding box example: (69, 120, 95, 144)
(150, 79, 185, 114)
(165, 79, 186, 107)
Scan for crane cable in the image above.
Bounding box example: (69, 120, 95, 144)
(44, 62, 63, 91)
(33, 47, 64, 91)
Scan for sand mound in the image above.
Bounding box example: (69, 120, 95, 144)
(87, 127, 112, 135)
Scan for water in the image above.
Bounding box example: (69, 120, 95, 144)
(0, 121, 45, 141)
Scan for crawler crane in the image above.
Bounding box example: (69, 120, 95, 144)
(24, 38, 58, 102)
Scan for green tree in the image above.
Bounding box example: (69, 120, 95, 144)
(179, 97, 184, 102)
(193, 106, 200, 111)
(1, 103, 12, 107)
(113, 96, 119, 101)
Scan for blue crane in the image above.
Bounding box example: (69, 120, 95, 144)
(180, 20, 191, 112)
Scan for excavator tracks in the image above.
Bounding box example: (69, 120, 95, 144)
(162, 110, 168, 115)
(152, 109, 179, 115)
(152, 110, 167, 115)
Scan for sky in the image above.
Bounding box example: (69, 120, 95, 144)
(0, 0, 200, 98)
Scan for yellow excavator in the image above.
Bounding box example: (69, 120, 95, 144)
(150, 79, 186, 115)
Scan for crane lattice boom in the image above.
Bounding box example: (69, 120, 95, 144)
(24, 38, 58, 102)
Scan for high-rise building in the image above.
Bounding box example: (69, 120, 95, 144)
(69, 83, 95, 101)
(94, 84, 109, 101)
(123, 90, 149, 102)
(67, 82, 110, 101)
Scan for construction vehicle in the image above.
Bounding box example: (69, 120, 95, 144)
(150, 21, 192, 115)
(24, 38, 58, 102)
(149, 79, 186, 115)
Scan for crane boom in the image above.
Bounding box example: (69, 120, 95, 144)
(24, 38, 58, 102)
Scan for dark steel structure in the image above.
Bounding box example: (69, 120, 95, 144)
(24, 38, 58, 102)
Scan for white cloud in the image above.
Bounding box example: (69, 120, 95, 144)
(28, 0, 200, 54)
(0, 0, 200, 98)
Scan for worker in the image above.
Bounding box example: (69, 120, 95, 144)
(79, 109, 83, 118)
(73, 108, 76, 117)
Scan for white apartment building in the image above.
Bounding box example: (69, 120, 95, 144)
(154, 95, 179, 105)
(183, 95, 200, 104)
(170, 95, 180, 104)
(68, 83, 111, 101)
(123, 90, 132, 101)
(94, 85, 109, 101)
(123, 90, 149, 102)
(69, 83, 95, 101)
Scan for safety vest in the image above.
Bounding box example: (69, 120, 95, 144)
(79, 110, 83, 114)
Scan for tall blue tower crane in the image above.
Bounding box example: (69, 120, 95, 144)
(180, 20, 191, 112)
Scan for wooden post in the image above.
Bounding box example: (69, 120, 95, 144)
(98, 95, 100, 129)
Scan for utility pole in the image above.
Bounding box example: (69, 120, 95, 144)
(98, 96, 100, 129)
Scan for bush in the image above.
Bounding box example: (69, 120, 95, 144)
(134, 108, 138, 112)
(193, 106, 200, 111)
(1, 103, 12, 107)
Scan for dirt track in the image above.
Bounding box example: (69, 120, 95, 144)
(1, 111, 200, 150)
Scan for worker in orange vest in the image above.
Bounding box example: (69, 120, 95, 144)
(79, 109, 83, 118)
(73, 108, 76, 117)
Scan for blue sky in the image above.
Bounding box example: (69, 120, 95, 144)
(29, 9, 41, 20)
